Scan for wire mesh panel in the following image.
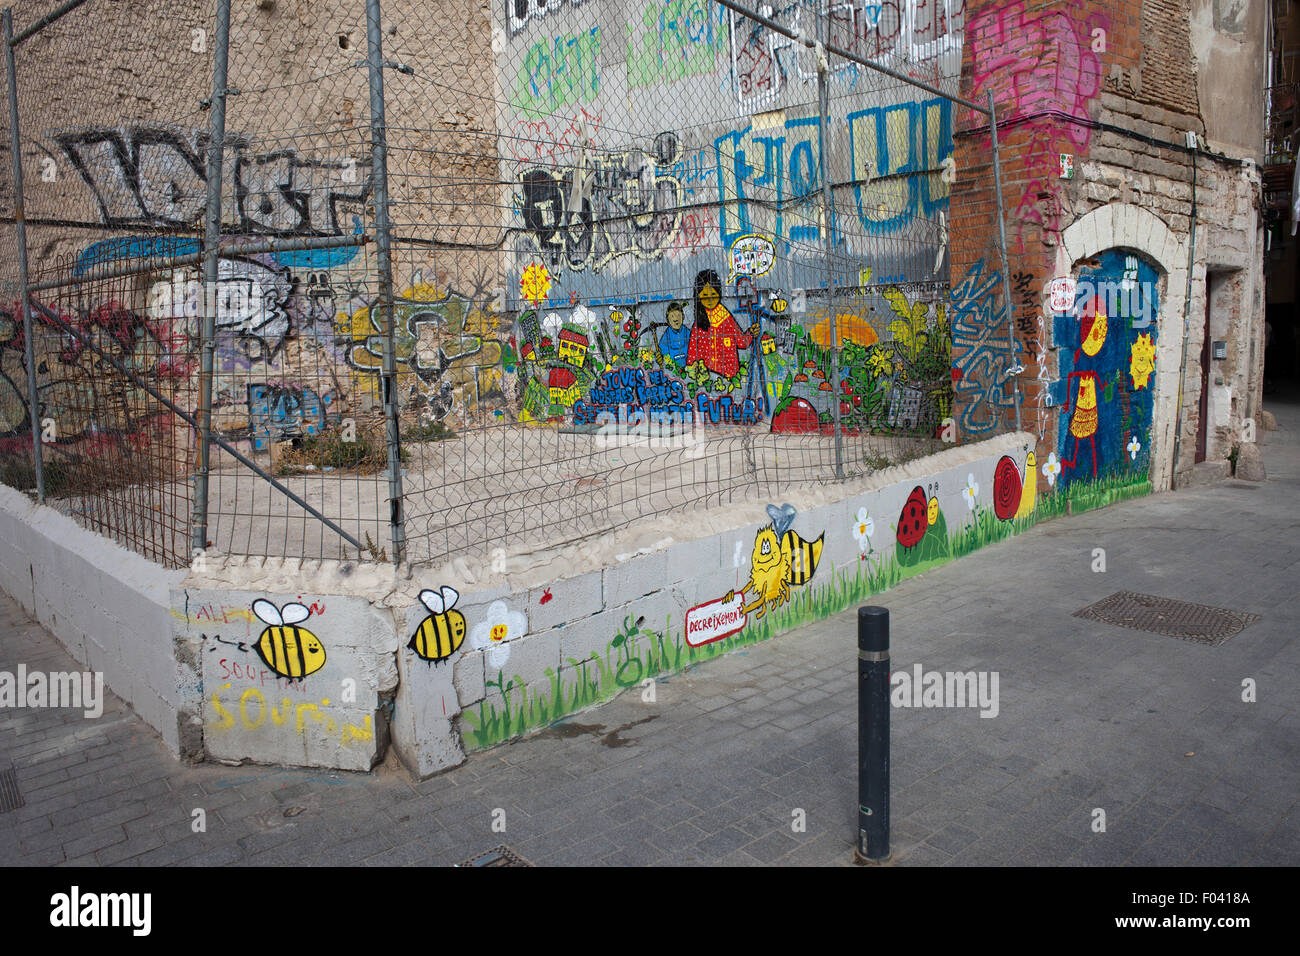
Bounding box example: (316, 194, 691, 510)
(389, 0, 983, 567)
(200, 0, 384, 563)
(0, 0, 1014, 571)
(0, 0, 221, 567)
(0, 0, 391, 566)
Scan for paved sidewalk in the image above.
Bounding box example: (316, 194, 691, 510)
(1, 397, 1297, 866)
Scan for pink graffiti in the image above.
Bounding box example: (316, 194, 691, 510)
(969, 3, 1104, 148)
(1011, 179, 1064, 255)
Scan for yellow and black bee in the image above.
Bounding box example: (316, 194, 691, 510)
(251, 599, 326, 681)
(409, 586, 466, 666)
(726, 522, 825, 621)
(782, 528, 823, 587)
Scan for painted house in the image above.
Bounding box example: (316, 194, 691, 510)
(951, 0, 1269, 493)
(547, 366, 579, 406)
(557, 327, 589, 366)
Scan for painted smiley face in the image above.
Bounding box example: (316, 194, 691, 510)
(751, 528, 782, 571)
(927, 497, 940, 526)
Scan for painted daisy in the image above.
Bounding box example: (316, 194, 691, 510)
(852, 507, 874, 553)
(1041, 451, 1062, 488)
(1127, 436, 1141, 460)
(470, 600, 527, 670)
(963, 473, 979, 510)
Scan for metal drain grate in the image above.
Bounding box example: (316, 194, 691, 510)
(0, 765, 24, 813)
(1074, 591, 1261, 645)
(456, 845, 534, 867)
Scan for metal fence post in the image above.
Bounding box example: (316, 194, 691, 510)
(192, 0, 232, 558)
(816, 11, 842, 478)
(4, 8, 44, 502)
(365, 0, 406, 565)
(856, 605, 890, 863)
(987, 90, 1023, 434)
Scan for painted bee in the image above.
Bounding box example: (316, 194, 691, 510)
(783, 527, 823, 588)
(409, 586, 466, 665)
(251, 599, 326, 681)
(725, 523, 825, 621)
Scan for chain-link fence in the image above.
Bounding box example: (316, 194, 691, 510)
(0, 0, 1018, 571)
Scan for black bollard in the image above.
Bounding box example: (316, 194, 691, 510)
(856, 605, 890, 863)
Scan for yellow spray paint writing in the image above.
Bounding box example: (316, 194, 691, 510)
(208, 685, 373, 746)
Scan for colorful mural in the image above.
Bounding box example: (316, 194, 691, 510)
(1052, 250, 1159, 490)
(495, 0, 968, 420)
(459, 456, 1153, 753)
(509, 249, 952, 435)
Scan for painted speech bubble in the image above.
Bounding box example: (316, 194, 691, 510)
(727, 234, 775, 284)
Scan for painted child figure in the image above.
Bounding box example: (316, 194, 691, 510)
(658, 301, 690, 369)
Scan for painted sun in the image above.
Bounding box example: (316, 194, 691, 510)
(1130, 333, 1156, 389)
(520, 262, 552, 308)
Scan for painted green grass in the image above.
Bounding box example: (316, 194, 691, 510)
(461, 470, 1152, 751)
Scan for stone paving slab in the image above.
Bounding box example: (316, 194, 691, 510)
(1, 398, 1298, 866)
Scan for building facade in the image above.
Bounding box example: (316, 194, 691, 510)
(951, 0, 1268, 492)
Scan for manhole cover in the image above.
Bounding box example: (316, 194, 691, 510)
(455, 845, 533, 867)
(0, 765, 24, 813)
(1073, 591, 1260, 645)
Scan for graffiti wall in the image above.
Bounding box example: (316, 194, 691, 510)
(9, 113, 516, 463)
(495, 0, 967, 433)
(381, 429, 1152, 764)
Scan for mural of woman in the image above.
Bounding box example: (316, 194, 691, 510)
(687, 269, 755, 379)
(1062, 369, 1100, 479)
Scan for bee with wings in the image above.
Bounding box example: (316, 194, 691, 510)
(409, 586, 467, 666)
(724, 504, 824, 621)
(251, 599, 326, 681)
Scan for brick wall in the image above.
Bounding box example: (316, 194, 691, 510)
(953, 0, 1265, 492)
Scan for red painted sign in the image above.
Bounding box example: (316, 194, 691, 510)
(685, 592, 747, 648)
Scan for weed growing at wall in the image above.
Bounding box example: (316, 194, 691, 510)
(460, 471, 1153, 751)
(275, 433, 405, 477)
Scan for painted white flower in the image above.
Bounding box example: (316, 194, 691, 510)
(470, 600, 527, 671)
(852, 506, 874, 552)
(1127, 436, 1141, 460)
(1041, 451, 1062, 488)
(963, 473, 979, 511)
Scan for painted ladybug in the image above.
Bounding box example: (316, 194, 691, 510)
(896, 485, 928, 548)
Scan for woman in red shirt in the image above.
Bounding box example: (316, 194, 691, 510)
(687, 269, 755, 379)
